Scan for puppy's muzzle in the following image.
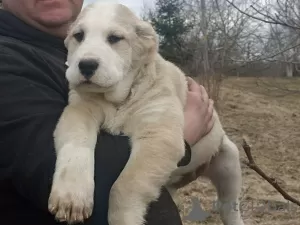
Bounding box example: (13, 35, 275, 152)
(78, 59, 99, 79)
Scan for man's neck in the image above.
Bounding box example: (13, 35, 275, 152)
(29, 22, 69, 39)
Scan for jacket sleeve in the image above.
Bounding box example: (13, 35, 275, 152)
(0, 54, 71, 211)
(0, 52, 184, 225)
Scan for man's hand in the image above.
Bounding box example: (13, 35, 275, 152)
(175, 77, 215, 189)
(183, 77, 214, 146)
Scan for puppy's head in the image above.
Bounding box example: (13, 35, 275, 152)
(64, 3, 158, 94)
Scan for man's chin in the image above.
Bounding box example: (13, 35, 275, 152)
(35, 9, 74, 28)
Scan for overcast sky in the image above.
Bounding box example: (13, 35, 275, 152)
(83, 0, 155, 17)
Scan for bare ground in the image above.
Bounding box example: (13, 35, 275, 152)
(178, 77, 300, 225)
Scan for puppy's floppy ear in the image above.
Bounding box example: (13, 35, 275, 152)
(135, 20, 156, 39)
(64, 5, 89, 48)
(64, 21, 76, 48)
(134, 20, 158, 61)
(64, 4, 94, 48)
(64, 31, 72, 48)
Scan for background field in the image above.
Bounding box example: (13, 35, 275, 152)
(178, 77, 300, 225)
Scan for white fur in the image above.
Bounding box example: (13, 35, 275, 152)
(48, 3, 244, 225)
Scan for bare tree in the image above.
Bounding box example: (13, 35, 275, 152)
(141, 0, 300, 101)
(177, 0, 256, 101)
(226, 0, 300, 77)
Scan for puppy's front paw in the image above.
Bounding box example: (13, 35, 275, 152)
(48, 169, 94, 224)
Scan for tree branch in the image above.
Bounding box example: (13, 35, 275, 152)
(225, 0, 300, 30)
(242, 136, 300, 207)
(230, 43, 300, 63)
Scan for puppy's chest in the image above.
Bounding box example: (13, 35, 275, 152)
(99, 84, 176, 136)
(100, 99, 140, 136)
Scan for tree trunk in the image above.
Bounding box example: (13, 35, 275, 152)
(286, 63, 293, 77)
(200, 0, 211, 92)
(200, 0, 209, 75)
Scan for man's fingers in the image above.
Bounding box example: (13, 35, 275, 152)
(206, 116, 215, 135)
(186, 77, 192, 90)
(207, 99, 214, 119)
(200, 85, 209, 103)
(186, 77, 201, 92)
(205, 99, 214, 122)
(205, 99, 215, 134)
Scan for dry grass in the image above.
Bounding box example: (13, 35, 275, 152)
(178, 77, 300, 225)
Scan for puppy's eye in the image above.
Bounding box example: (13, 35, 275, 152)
(73, 31, 84, 42)
(107, 35, 124, 44)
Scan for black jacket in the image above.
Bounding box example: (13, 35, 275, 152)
(0, 9, 184, 225)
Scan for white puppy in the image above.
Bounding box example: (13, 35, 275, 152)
(48, 3, 245, 225)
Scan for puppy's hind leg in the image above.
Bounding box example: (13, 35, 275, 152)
(204, 135, 245, 225)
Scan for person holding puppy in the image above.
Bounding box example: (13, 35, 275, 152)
(0, 0, 214, 225)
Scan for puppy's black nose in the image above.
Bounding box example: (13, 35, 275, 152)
(78, 59, 99, 79)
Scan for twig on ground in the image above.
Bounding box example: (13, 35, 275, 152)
(242, 136, 300, 207)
